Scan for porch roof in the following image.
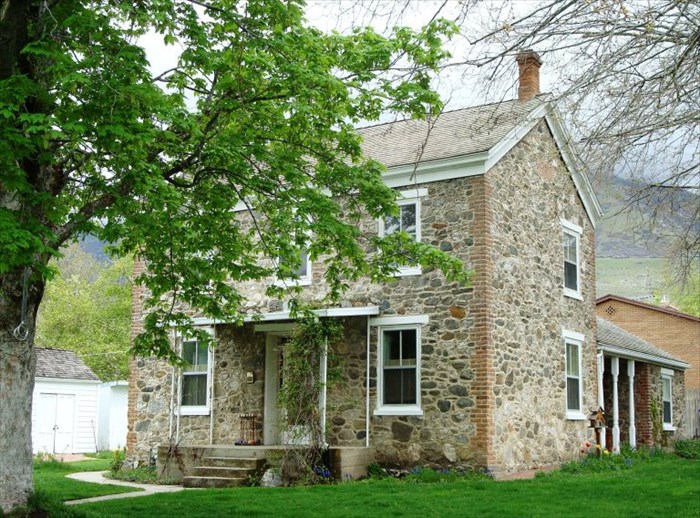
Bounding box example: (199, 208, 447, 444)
(192, 306, 380, 326)
(597, 317, 689, 370)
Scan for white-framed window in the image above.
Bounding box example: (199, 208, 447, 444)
(275, 248, 312, 287)
(661, 368, 675, 431)
(371, 315, 427, 417)
(180, 338, 212, 415)
(563, 329, 585, 420)
(379, 189, 427, 276)
(561, 219, 583, 300)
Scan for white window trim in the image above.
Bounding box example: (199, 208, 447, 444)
(563, 329, 585, 420)
(378, 189, 428, 277)
(661, 368, 675, 431)
(179, 329, 214, 416)
(374, 323, 423, 417)
(561, 219, 583, 300)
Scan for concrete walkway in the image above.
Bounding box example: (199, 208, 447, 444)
(64, 471, 188, 505)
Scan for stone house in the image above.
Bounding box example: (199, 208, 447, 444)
(128, 52, 604, 478)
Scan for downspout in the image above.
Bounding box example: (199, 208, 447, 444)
(365, 315, 370, 448)
(319, 335, 328, 448)
(209, 326, 216, 445)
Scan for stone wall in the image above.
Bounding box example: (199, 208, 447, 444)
(486, 120, 597, 474)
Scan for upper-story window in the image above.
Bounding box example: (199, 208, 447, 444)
(561, 219, 583, 300)
(661, 368, 675, 431)
(180, 338, 212, 415)
(379, 189, 427, 276)
(276, 248, 312, 287)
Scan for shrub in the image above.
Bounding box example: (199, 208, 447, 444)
(674, 439, 700, 460)
(108, 465, 179, 485)
(110, 447, 126, 474)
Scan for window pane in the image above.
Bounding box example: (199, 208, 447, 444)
(401, 329, 417, 361)
(295, 249, 309, 278)
(401, 204, 417, 237)
(384, 330, 401, 366)
(563, 233, 577, 262)
(384, 214, 400, 235)
(663, 401, 671, 423)
(663, 377, 671, 400)
(567, 376, 580, 411)
(384, 369, 416, 405)
(183, 341, 197, 365)
(566, 343, 579, 376)
(182, 374, 207, 406)
(564, 261, 578, 291)
(196, 344, 208, 367)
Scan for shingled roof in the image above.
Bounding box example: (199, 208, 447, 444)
(597, 317, 689, 369)
(35, 348, 101, 381)
(358, 96, 544, 168)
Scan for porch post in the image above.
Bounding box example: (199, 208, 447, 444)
(611, 357, 620, 453)
(628, 360, 636, 449)
(319, 336, 328, 448)
(596, 352, 606, 449)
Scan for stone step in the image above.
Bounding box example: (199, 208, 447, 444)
(183, 475, 248, 488)
(192, 466, 257, 478)
(201, 456, 266, 469)
(200, 446, 272, 459)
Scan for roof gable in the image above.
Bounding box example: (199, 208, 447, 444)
(35, 348, 100, 381)
(358, 95, 602, 227)
(597, 294, 700, 322)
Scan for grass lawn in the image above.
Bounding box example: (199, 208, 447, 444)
(73, 455, 699, 518)
(33, 457, 142, 502)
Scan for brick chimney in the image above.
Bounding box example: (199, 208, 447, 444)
(516, 50, 542, 101)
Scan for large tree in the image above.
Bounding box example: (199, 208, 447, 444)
(0, 0, 464, 511)
(35, 243, 133, 381)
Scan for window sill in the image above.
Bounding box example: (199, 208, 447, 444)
(566, 411, 587, 421)
(374, 405, 423, 417)
(273, 278, 312, 288)
(663, 424, 676, 432)
(180, 406, 210, 416)
(393, 266, 422, 277)
(563, 289, 583, 301)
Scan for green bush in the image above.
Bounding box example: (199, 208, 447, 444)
(110, 448, 126, 474)
(6, 489, 86, 517)
(674, 439, 700, 460)
(108, 465, 179, 485)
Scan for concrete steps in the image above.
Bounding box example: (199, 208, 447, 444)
(182, 454, 267, 488)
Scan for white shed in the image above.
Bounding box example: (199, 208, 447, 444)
(97, 381, 128, 451)
(32, 348, 101, 454)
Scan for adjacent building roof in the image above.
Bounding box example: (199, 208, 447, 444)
(597, 294, 700, 322)
(35, 348, 101, 381)
(596, 317, 689, 370)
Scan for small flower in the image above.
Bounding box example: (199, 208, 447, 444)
(580, 448, 586, 454)
(585, 441, 591, 448)
(603, 450, 610, 455)
(596, 444, 602, 450)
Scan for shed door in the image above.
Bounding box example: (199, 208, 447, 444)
(36, 393, 75, 454)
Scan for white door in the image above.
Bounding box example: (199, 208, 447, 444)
(263, 335, 284, 445)
(35, 393, 75, 454)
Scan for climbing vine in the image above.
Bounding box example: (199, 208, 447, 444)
(277, 315, 343, 483)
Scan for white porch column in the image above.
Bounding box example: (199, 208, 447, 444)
(611, 357, 620, 453)
(596, 352, 606, 450)
(319, 337, 328, 448)
(628, 360, 636, 449)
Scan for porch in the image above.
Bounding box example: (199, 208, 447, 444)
(156, 444, 375, 487)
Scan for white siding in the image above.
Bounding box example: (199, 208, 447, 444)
(32, 378, 100, 454)
(97, 382, 128, 451)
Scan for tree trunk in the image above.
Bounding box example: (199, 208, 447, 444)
(0, 270, 42, 513)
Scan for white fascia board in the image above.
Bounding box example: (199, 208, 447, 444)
(381, 153, 487, 189)
(598, 344, 689, 370)
(544, 104, 604, 227)
(35, 377, 102, 385)
(483, 103, 547, 173)
(191, 306, 380, 327)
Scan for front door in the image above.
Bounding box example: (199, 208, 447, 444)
(263, 334, 311, 445)
(263, 334, 285, 445)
